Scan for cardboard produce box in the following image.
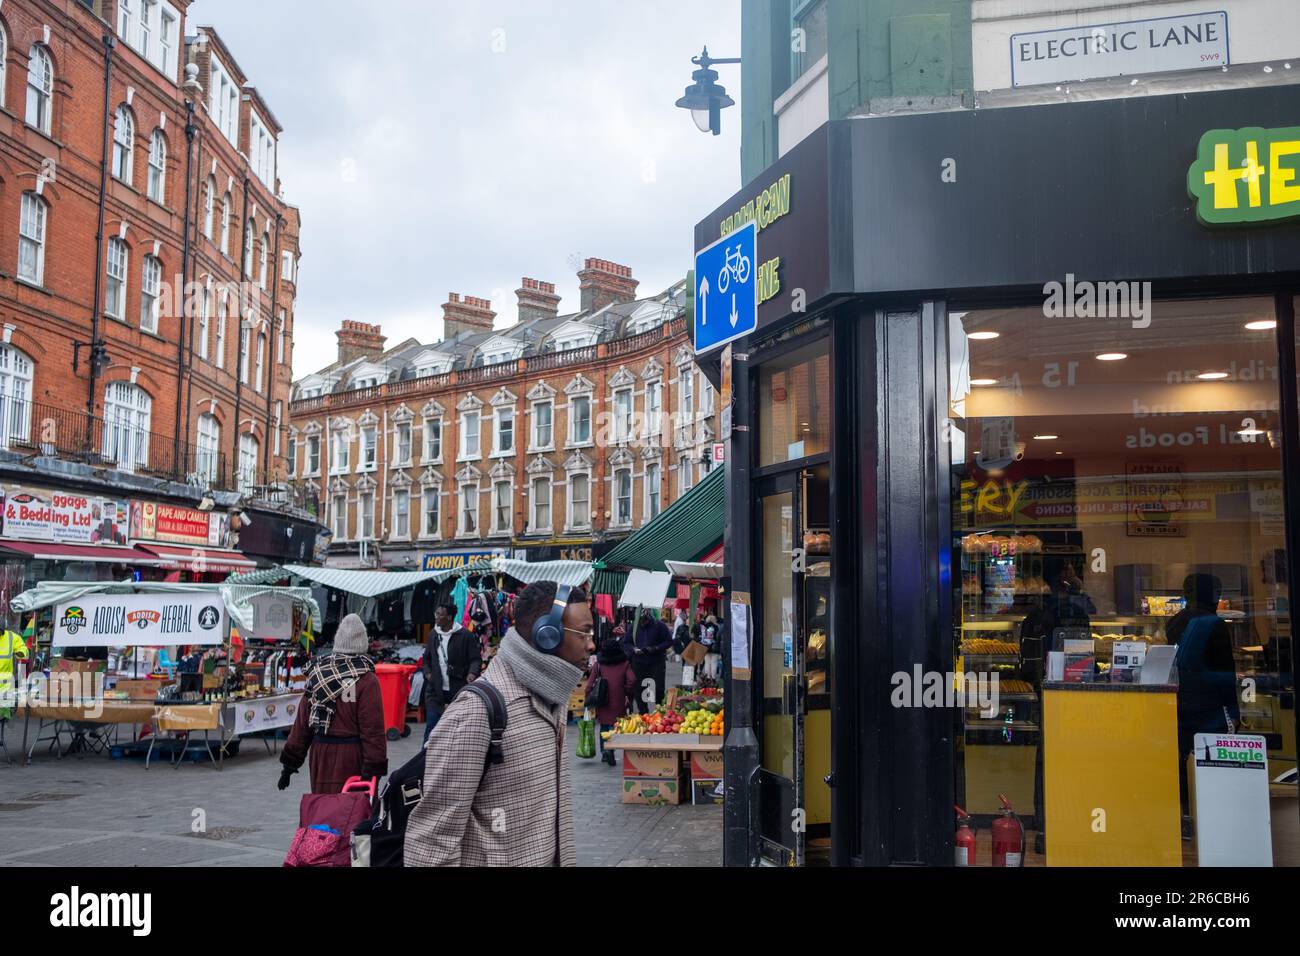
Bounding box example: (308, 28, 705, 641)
(689, 750, 724, 780)
(623, 777, 682, 806)
(622, 749, 680, 778)
(691, 779, 725, 806)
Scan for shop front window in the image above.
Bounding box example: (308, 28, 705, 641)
(948, 297, 1294, 868)
(759, 339, 830, 467)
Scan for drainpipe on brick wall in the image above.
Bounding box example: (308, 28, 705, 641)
(262, 214, 283, 479)
(182, 121, 205, 461)
(232, 176, 251, 489)
(86, 34, 117, 441)
(173, 97, 198, 475)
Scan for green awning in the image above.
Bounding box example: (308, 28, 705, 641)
(599, 465, 724, 572)
(592, 568, 628, 598)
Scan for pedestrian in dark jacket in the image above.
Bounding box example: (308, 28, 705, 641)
(592, 636, 636, 765)
(279, 614, 388, 794)
(624, 611, 673, 713)
(423, 602, 483, 743)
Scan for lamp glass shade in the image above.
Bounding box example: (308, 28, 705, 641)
(691, 108, 712, 132)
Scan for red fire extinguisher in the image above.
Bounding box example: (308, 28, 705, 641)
(954, 805, 977, 867)
(991, 793, 1025, 867)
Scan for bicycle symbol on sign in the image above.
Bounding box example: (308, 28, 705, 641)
(717, 243, 751, 294)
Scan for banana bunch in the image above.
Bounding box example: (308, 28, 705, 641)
(612, 714, 644, 735)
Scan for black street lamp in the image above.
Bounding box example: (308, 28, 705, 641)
(675, 47, 739, 136)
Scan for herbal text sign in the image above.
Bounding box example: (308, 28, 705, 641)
(54, 593, 227, 647)
(1188, 126, 1300, 226)
(1011, 12, 1228, 87)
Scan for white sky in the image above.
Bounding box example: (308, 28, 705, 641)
(198, 0, 743, 376)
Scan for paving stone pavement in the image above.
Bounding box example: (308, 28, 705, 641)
(0, 714, 722, 867)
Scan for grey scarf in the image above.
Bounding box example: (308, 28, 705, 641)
(495, 629, 583, 709)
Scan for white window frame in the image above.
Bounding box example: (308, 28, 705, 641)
(18, 192, 47, 285)
(244, 222, 254, 278)
(26, 44, 54, 135)
(422, 486, 441, 538)
(359, 491, 375, 539)
(147, 129, 166, 201)
(239, 323, 251, 383)
(195, 413, 220, 483)
(531, 476, 552, 533)
(423, 418, 443, 462)
(306, 434, 321, 475)
(568, 394, 592, 446)
(112, 106, 135, 183)
(197, 287, 210, 361)
(458, 483, 479, 537)
(287, 437, 297, 477)
(531, 400, 553, 450)
(277, 310, 286, 364)
(392, 488, 410, 540)
(700, 371, 714, 416)
(259, 230, 269, 289)
(238, 433, 258, 493)
(220, 193, 231, 255)
(255, 332, 266, 393)
(331, 429, 350, 474)
(614, 467, 633, 527)
(159, 7, 178, 78)
(103, 381, 152, 472)
(333, 493, 348, 540)
(646, 380, 663, 443)
(215, 294, 227, 368)
(568, 472, 591, 531)
(493, 406, 514, 456)
(645, 462, 661, 522)
(105, 239, 128, 320)
(493, 480, 512, 534)
(360, 426, 377, 471)
(680, 454, 693, 493)
(395, 422, 412, 465)
(0, 24, 7, 111)
(0, 344, 35, 449)
(614, 388, 633, 443)
(459, 410, 481, 460)
(203, 177, 215, 239)
(140, 254, 161, 332)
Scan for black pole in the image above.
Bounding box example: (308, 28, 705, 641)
(86, 34, 116, 442)
(182, 121, 204, 463)
(173, 98, 197, 476)
(262, 214, 284, 480)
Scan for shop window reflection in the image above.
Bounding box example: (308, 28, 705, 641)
(758, 340, 830, 467)
(948, 298, 1293, 868)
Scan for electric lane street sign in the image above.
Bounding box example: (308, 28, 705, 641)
(694, 220, 757, 354)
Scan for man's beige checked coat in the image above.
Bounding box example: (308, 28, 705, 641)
(403, 649, 576, 867)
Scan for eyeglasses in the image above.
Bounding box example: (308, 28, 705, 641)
(564, 626, 596, 639)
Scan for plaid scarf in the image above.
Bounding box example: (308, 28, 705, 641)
(305, 653, 374, 734)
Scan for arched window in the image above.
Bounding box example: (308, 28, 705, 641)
(105, 238, 128, 319)
(238, 433, 259, 493)
(112, 106, 134, 182)
(18, 192, 48, 285)
(0, 344, 34, 449)
(26, 44, 53, 134)
(243, 220, 254, 277)
(140, 254, 162, 333)
(258, 226, 269, 288)
(197, 285, 210, 361)
(196, 413, 220, 483)
(220, 192, 231, 255)
(103, 381, 152, 472)
(203, 176, 215, 239)
(147, 129, 166, 202)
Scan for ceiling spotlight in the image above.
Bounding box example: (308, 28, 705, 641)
(1032, 434, 1059, 440)
(1055, 451, 1063, 455)
(1245, 319, 1277, 331)
(968, 331, 1000, 341)
(1197, 371, 1230, 380)
(1096, 353, 1128, 361)
(970, 378, 998, 386)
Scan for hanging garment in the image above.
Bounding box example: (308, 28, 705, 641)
(451, 578, 470, 623)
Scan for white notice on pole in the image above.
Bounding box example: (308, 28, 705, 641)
(729, 601, 749, 672)
(1192, 733, 1273, 867)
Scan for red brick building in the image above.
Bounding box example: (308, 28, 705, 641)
(289, 261, 721, 569)
(0, 0, 311, 607)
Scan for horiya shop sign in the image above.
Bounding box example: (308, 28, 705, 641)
(54, 593, 227, 647)
(1188, 125, 1300, 226)
(130, 501, 221, 547)
(0, 487, 130, 545)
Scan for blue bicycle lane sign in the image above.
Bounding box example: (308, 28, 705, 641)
(694, 220, 757, 354)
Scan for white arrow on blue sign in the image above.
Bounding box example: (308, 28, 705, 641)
(694, 220, 757, 354)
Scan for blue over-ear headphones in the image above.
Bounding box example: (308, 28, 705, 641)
(532, 584, 572, 654)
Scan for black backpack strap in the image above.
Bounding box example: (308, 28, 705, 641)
(459, 680, 508, 774)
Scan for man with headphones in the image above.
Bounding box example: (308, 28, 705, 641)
(405, 580, 595, 867)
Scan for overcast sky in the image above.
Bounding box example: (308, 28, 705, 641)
(199, 0, 742, 376)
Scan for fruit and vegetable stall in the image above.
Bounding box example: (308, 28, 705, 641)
(603, 688, 725, 806)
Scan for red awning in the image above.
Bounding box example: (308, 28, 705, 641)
(700, 544, 724, 565)
(0, 541, 168, 565)
(134, 544, 259, 573)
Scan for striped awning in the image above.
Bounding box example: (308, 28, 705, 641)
(599, 465, 724, 572)
(430, 558, 592, 588)
(282, 565, 443, 598)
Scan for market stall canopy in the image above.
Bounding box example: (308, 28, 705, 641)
(281, 565, 441, 598)
(619, 569, 674, 609)
(664, 561, 724, 580)
(599, 466, 724, 571)
(10, 581, 320, 636)
(0, 541, 169, 565)
(429, 557, 593, 588)
(134, 544, 258, 574)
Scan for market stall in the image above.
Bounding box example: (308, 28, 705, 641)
(605, 686, 726, 806)
(8, 581, 318, 768)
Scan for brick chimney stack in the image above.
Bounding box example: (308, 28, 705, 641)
(336, 320, 386, 365)
(442, 294, 497, 339)
(516, 278, 562, 324)
(577, 258, 638, 313)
